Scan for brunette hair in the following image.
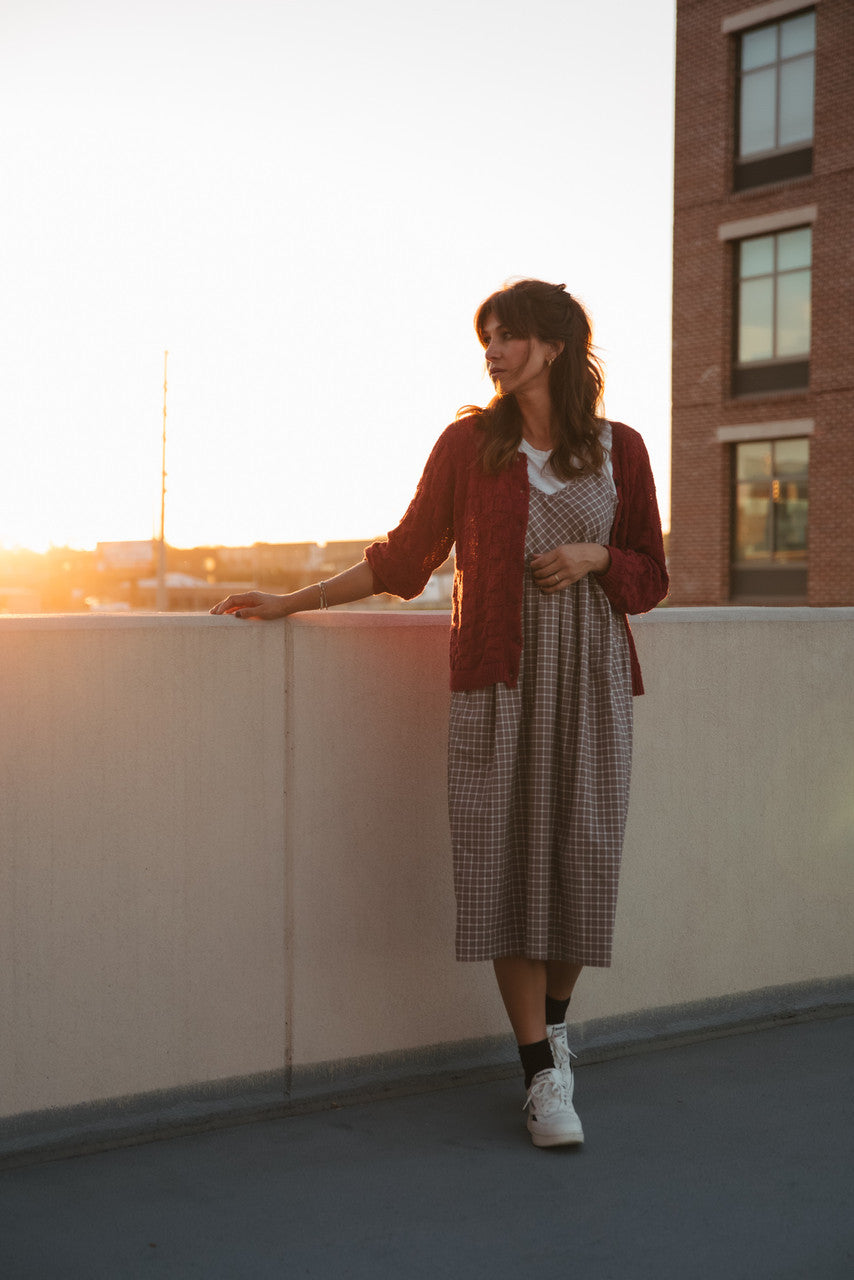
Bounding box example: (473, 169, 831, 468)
(459, 278, 606, 478)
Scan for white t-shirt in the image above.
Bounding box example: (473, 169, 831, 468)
(519, 421, 615, 495)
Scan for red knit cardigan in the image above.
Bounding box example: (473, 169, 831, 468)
(365, 417, 668, 695)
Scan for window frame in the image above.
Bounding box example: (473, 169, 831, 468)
(730, 436, 809, 601)
(731, 225, 811, 397)
(733, 8, 816, 191)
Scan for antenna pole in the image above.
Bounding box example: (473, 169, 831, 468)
(156, 350, 168, 612)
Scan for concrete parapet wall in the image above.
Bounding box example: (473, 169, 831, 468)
(0, 609, 852, 1149)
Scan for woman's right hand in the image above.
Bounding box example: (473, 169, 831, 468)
(209, 590, 289, 620)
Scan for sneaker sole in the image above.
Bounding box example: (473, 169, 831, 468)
(528, 1125, 584, 1148)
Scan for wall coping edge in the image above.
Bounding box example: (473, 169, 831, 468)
(1, 606, 853, 633)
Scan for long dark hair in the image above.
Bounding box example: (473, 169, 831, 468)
(459, 279, 606, 479)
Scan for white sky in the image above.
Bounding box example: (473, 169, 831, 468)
(0, 0, 676, 552)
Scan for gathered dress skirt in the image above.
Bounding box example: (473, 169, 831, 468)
(448, 468, 633, 966)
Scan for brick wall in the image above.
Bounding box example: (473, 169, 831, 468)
(670, 0, 854, 605)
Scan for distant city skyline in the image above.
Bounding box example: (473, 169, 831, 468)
(1, 0, 676, 553)
(0, 531, 456, 614)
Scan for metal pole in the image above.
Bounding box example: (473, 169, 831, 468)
(156, 351, 168, 611)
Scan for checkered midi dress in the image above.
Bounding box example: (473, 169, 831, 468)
(448, 468, 633, 966)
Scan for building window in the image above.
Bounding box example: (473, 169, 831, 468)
(735, 9, 815, 190)
(733, 226, 811, 395)
(731, 437, 808, 600)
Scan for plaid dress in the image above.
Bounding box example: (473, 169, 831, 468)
(448, 468, 633, 966)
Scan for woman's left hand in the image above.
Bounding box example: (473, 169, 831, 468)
(530, 543, 611, 594)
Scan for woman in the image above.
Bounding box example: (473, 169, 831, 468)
(212, 279, 668, 1148)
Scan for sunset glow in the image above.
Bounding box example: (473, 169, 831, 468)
(1, 0, 675, 554)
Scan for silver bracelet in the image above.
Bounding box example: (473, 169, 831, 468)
(318, 580, 329, 609)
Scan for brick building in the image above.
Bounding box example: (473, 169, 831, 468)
(670, 0, 853, 605)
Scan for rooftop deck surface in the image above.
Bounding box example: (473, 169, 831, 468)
(1, 1014, 851, 1279)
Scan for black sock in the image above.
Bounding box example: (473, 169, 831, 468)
(545, 993, 571, 1026)
(518, 1038, 554, 1088)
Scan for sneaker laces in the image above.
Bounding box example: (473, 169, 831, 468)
(549, 1035, 577, 1074)
(523, 1068, 570, 1115)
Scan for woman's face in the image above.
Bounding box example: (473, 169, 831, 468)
(480, 312, 557, 397)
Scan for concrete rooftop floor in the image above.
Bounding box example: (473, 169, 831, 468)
(0, 1014, 851, 1280)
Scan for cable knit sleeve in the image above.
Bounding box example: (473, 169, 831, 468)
(596, 424, 669, 617)
(364, 425, 458, 600)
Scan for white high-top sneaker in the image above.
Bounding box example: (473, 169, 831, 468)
(523, 1066, 584, 1147)
(547, 1021, 577, 1097)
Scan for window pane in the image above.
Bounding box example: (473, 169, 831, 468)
(742, 25, 777, 70)
(739, 278, 774, 361)
(777, 227, 811, 271)
(779, 57, 815, 147)
(776, 270, 811, 357)
(737, 442, 772, 482)
(740, 67, 777, 155)
(781, 12, 815, 58)
(774, 482, 808, 560)
(735, 484, 772, 558)
(734, 439, 809, 567)
(774, 438, 809, 476)
(740, 236, 774, 278)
